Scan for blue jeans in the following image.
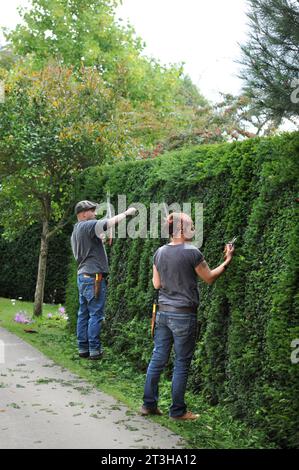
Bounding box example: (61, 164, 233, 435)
(77, 274, 107, 356)
(143, 310, 197, 417)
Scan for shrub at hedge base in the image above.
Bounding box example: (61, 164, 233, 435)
(15, 133, 298, 447)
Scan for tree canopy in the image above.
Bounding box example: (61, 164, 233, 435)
(2, 0, 209, 145)
(240, 0, 299, 123)
(0, 59, 130, 238)
(0, 60, 127, 315)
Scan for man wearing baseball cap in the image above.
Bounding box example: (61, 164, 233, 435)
(71, 200, 136, 360)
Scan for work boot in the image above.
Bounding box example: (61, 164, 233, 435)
(89, 351, 104, 360)
(170, 411, 199, 421)
(79, 352, 89, 358)
(140, 406, 163, 416)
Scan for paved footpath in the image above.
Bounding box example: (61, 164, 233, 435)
(0, 327, 185, 449)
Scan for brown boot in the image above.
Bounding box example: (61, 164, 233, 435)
(140, 406, 163, 416)
(170, 411, 199, 421)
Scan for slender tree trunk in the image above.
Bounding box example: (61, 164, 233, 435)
(33, 219, 49, 317)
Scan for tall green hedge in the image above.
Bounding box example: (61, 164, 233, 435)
(66, 133, 299, 447)
(0, 224, 71, 304)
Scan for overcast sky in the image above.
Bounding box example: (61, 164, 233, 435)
(117, 0, 250, 102)
(0, 0, 250, 102)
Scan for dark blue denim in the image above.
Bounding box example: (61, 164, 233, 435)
(77, 274, 106, 357)
(143, 310, 197, 417)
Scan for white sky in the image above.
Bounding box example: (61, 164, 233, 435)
(117, 0, 250, 102)
(0, 0, 251, 103)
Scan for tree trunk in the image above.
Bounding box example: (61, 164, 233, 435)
(33, 219, 49, 317)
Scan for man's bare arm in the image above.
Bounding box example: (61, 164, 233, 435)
(195, 260, 228, 285)
(106, 207, 137, 229)
(153, 264, 162, 289)
(195, 245, 235, 285)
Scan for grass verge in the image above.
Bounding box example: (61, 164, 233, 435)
(0, 297, 275, 449)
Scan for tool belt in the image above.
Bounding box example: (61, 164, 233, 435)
(151, 302, 157, 339)
(83, 273, 108, 299)
(158, 304, 197, 314)
(82, 273, 109, 279)
(95, 273, 102, 299)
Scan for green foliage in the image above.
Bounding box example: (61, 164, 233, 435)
(65, 257, 79, 332)
(5, 0, 123, 68)
(5, 0, 199, 115)
(0, 59, 126, 314)
(102, 316, 153, 371)
(240, 0, 299, 121)
(0, 60, 122, 238)
(2, 0, 277, 159)
(0, 224, 71, 304)
(64, 132, 299, 447)
(2, 0, 210, 148)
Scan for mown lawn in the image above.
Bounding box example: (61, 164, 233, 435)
(0, 297, 275, 449)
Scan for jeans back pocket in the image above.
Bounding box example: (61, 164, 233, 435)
(169, 317, 191, 337)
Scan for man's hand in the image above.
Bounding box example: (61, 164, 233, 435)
(125, 207, 137, 217)
(224, 243, 235, 261)
(99, 233, 107, 243)
(106, 207, 137, 229)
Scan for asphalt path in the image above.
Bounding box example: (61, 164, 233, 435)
(0, 327, 185, 449)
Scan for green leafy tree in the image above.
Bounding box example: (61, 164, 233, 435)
(2, 0, 209, 146)
(3, 0, 282, 151)
(240, 0, 299, 122)
(4, 0, 123, 68)
(0, 45, 16, 71)
(0, 60, 130, 316)
(138, 92, 280, 157)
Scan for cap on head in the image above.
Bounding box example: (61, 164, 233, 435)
(74, 200, 97, 215)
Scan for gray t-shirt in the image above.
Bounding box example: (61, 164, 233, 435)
(154, 243, 204, 309)
(71, 218, 109, 275)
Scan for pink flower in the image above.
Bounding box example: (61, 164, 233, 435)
(58, 307, 65, 315)
(14, 311, 30, 324)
